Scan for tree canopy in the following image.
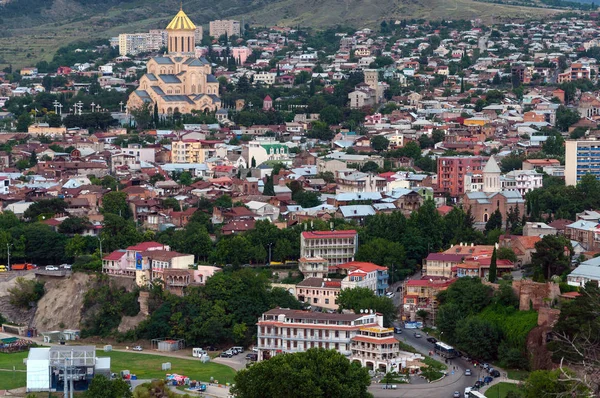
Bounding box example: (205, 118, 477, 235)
(232, 348, 371, 398)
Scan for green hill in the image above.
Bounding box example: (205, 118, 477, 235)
(0, 0, 558, 69)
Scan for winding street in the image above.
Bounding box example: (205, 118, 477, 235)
(370, 326, 474, 398)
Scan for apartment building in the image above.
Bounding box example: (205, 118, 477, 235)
(300, 230, 358, 266)
(253, 71, 276, 86)
(558, 63, 591, 83)
(209, 19, 241, 38)
(501, 170, 543, 197)
(351, 326, 405, 372)
(437, 156, 488, 197)
(102, 241, 170, 277)
(299, 257, 329, 278)
(422, 253, 465, 278)
(337, 261, 389, 296)
(565, 139, 600, 186)
(172, 139, 204, 163)
(402, 278, 455, 324)
(296, 278, 342, 310)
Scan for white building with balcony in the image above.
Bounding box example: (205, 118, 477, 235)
(300, 230, 358, 266)
(501, 169, 543, 197)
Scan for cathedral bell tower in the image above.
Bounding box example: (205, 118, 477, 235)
(166, 6, 196, 55)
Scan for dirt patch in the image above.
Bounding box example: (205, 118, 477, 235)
(118, 312, 146, 333)
(32, 272, 93, 331)
(0, 272, 37, 325)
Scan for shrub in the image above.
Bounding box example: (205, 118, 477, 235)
(8, 277, 45, 308)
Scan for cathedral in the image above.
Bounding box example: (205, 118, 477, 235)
(127, 8, 221, 115)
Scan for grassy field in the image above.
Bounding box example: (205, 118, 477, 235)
(104, 351, 236, 384)
(0, 349, 236, 390)
(0, 351, 28, 390)
(485, 382, 523, 397)
(507, 369, 530, 381)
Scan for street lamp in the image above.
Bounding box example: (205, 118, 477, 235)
(6, 243, 13, 271)
(90, 102, 95, 112)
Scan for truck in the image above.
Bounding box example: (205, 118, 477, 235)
(11, 263, 36, 271)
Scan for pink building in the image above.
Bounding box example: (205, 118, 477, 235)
(232, 46, 252, 65)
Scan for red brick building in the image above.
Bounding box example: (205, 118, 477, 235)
(437, 156, 488, 197)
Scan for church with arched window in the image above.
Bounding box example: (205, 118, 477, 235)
(127, 7, 221, 115)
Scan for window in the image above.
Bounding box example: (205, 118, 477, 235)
(325, 299, 329, 304)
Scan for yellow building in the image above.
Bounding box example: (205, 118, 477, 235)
(171, 139, 205, 163)
(127, 7, 221, 116)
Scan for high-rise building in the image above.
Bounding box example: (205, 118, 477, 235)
(437, 156, 488, 197)
(565, 139, 600, 186)
(209, 19, 241, 38)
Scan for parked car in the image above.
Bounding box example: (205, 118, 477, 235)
(232, 346, 244, 354)
(394, 327, 402, 334)
(453, 392, 460, 398)
(220, 352, 232, 358)
(385, 292, 395, 298)
(414, 332, 422, 338)
(197, 384, 206, 392)
(61, 264, 72, 270)
(465, 369, 472, 376)
(474, 380, 483, 389)
(426, 337, 437, 344)
(381, 384, 397, 389)
(483, 376, 493, 384)
(132, 346, 143, 351)
(490, 369, 501, 378)
(245, 353, 258, 361)
(45, 265, 58, 271)
(482, 363, 490, 370)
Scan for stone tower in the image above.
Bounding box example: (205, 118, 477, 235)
(166, 7, 196, 55)
(483, 155, 502, 193)
(364, 69, 378, 91)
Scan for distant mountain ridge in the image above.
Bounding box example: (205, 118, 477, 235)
(0, 0, 558, 69)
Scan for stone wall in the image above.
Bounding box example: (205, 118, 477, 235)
(513, 280, 560, 311)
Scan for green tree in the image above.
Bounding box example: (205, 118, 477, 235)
(8, 277, 45, 308)
(83, 375, 132, 398)
(232, 348, 371, 398)
(454, 317, 502, 360)
(319, 105, 343, 125)
(531, 235, 572, 280)
(178, 171, 192, 186)
(293, 191, 321, 208)
(497, 247, 518, 263)
(23, 198, 68, 220)
(263, 175, 275, 196)
(361, 161, 380, 173)
(16, 112, 31, 132)
(130, 102, 153, 131)
(355, 238, 408, 281)
(485, 209, 503, 232)
(65, 234, 86, 258)
(337, 287, 396, 326)
(370, 135, 390, 152)
(555, 105, 580, 132)
(101, 191, 131, 219)
(58, 216, 90, 234)
(489, 247, 498, 283)
(523, 369, 590, 398)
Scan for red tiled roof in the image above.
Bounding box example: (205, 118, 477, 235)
(103, 250, 126, 261)
(301, 230, 357, 239)
(338, 261, 387, 272)
(426, 253, 465, 262)
(126, 241, 167, 251)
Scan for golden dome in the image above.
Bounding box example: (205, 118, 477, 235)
(166, 8, 196, 30)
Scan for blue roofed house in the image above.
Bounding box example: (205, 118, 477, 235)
(567, 256, 600, 288)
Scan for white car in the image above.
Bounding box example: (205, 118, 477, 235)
(385, 292, 395, 298)
(132, 346, 143, 351)
(61, 264, 72, 270)
(45, 266, 58, 271)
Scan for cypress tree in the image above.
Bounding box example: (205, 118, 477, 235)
(489, 247, 498, 283)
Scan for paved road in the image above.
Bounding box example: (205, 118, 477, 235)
(370, 326, 474, 398)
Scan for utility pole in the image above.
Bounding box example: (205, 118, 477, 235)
(267, 243, 272, 265)
(7, 243, 12, 271)
(98, 236, 103, 257)
(63, 358, 68, 398)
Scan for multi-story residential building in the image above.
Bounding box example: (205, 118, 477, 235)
(337, 261, 389, 296)
(402, 278, 455, 324)
(172, 139, 204, 163)
(565, 220, 600, 251)
(437, 156, 488, 197)
(295, 277, 342, 310)
(253, 71, 276, 86)
(335, 171, 387, 193)
(209, 19, 241, 38)
(102, 241, 169, 277)
(256, 308, 413, 372)
(422, 253, 465, 278)
(501, 169, 543, 197)
(351, 326, 406, 372)
(557, 63, 591, 83)
(565, 139, 600, 186)
(242, 140, 289, 167)
(299, 257, 329, 278)
(300, 230, 358, 266)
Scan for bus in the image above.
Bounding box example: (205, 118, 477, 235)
(466, 390, 486, 398)
(434, 341, 458, 359)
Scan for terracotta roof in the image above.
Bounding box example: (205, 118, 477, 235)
(126, 241, 168, 251)
(301, 230, 357, 239)
(338, 261, 387, 273)
(103, 250, 126, 261)
(426, 253, 465, 262)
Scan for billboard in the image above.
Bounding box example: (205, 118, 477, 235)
(135, 253, 143, 270)
(403, 321, 423, 329)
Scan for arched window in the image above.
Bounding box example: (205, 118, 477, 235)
(191, 84, 196, 93)
(497, 200, 500, 207)
(484, 213, 489, 222)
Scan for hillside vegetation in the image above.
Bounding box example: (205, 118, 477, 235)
(0, 0, 558, 69)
